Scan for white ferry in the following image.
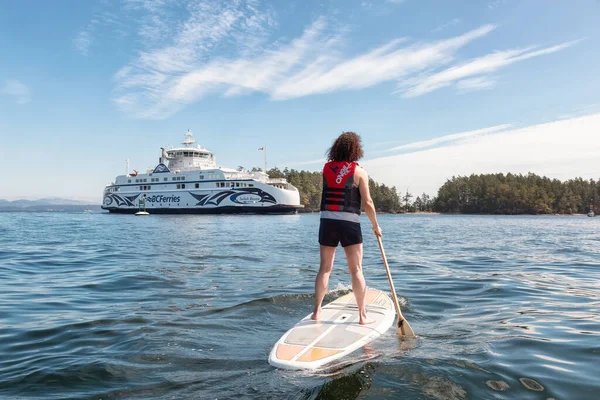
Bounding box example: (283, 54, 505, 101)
(102, 130, 303, 214)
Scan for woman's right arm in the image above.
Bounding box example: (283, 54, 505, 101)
(357, 167, 382, 237)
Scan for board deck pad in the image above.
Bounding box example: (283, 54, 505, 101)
(269, 289, 395, 370)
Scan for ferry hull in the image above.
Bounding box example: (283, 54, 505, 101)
(103, 204, 301, 214)
(101, 187, 302, 215)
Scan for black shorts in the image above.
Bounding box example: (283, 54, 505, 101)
(319, 218, 363, 247)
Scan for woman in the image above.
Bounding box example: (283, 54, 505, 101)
(311, 132, 382, 325)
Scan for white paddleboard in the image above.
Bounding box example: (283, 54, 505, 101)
(269, 288, 395, 370)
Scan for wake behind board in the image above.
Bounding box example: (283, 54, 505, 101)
(269, 288, 395, 370)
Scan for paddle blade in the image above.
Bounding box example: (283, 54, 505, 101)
(396, 318, 416, 338)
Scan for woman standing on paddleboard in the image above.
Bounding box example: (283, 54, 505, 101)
(312, 132, 383, 325)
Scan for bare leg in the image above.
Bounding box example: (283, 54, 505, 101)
(343, 243, 375, 325)
(312, 245, 336, 320)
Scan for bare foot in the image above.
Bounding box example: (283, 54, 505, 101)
(359, 313, 376, 325)
(311, 308, 321, 321)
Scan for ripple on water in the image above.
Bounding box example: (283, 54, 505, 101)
(0, 213, 599, 399)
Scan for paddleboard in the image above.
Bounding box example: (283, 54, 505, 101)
(268, 288, 395, 370)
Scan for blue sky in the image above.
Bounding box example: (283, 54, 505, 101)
(1, 0, 599, 202)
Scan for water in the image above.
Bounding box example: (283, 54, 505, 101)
(1, 213, 599, 400)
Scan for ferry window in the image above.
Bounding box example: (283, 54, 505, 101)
(182, 176, 185, 180)
(143, 179, 147, 182)
(172, 177, 176, 181)
(236, 183, 240, 187)
(164, 178, 168, 181)
(128, 180, 131, 183)
(139, 186, 142, 190)
(249, 184, 254, 187)
(199, 175, 204, 179)
(215, 183, 219, 187)
(181, 184, 185, 189)
(195, 183, 199, 188)
(176, 184, 180, 189)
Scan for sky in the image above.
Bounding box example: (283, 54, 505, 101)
(1, 0, 599, 202)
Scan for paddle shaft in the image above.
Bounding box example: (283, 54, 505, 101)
(376, 236, 409, 336)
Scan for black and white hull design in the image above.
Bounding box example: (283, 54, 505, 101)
(102, 130, 302, 214)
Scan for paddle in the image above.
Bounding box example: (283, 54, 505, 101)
(376, 236, 415, 338)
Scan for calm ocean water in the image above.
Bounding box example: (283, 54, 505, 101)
(0, 212, 599, 400)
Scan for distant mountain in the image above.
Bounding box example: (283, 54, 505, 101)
(36, 198, 94, 206)
(0, 198, 101, 212)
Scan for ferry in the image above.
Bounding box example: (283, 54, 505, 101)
(102, 130, 303, 214)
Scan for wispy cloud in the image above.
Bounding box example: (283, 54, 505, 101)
(432, 18, 460, 33)
(110, 1, 579, 119)
(455, 76, 497, 93)
(386, 124, 511, 152)
(73, 8, 129, 56)
(1, 80, 31, 104)
(73, 31, 93, 56)
(114, 0, 277, 117)
(362, 113, 600, 196)
(488, 0, 506, 10)
(115, 20, 496, 118)
(399, 40, 580, 97)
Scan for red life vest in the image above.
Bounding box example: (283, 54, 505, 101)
(320, 161, 362, 215)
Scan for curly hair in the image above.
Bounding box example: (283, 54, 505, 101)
(326, 132, 364, 162)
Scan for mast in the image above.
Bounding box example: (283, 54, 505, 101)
(126, 159, 130, 176)
(264, 145, 267, 173)
(182, 129, 196, 147)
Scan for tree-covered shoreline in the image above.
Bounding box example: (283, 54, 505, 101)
(434, 173, 598, 215)
(266, 167, 599, 215)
